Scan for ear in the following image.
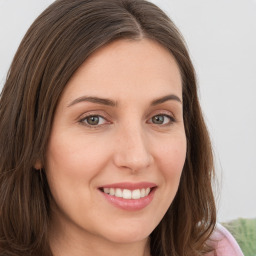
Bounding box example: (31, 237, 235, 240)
(34, 159, 43, 170)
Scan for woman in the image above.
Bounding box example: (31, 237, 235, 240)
(0, 0, 243, 255)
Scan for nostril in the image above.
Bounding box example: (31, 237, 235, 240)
(113, 152, 153, 173)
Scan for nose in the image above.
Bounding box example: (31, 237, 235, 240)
(113, 124, 153, 173)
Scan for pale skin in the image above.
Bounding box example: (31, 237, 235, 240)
(36, 39, 187, 256)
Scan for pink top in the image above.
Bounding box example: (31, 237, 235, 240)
(206, 223, 244, 256)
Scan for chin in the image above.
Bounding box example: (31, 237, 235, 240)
(100, 225, 152, 244)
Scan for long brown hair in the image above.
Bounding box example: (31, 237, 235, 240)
(0, 0, 216, 255)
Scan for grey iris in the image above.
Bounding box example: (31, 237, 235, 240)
(152, 115, 164, 124)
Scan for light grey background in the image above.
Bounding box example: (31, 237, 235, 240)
(0, 0, 255, 222)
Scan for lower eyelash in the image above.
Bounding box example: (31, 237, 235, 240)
(79, 115, 107, 127)
(151, 114, 176, 125)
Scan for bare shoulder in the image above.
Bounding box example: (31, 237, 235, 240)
(206, 223, 244, 256)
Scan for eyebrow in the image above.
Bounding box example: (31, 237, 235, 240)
(67, 96, 117, 107)
(151, 94, 182, 105)
(67, 94, 182, 108)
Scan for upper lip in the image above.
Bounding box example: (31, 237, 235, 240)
(99, 182, 157, 190)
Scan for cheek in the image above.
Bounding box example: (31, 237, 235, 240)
(46, 131, 108, 175)
(155, 135, 187, 182)
(148, 134, 186, 224)
(44, 132, 108, 201)
(44, 133, 111, 218)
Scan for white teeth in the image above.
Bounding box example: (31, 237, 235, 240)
(123, 189, 132, 199)
(132, 189, 141, 199)
(102, 187, 152, 199)
(141, 188, 146, 197)
(115, 188, 122, 197)
(109, 188, 115, 196)
(103, 188, 110, 194)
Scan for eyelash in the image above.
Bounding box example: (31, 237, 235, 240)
(148, 114, 176, 126)
(79, 114, 110, 128)
(78, 113, 176, 128)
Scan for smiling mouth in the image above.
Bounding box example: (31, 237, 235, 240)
(98, 183, 157, 210)
(99, 187, 153, 200)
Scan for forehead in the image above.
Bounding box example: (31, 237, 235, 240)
(61, 39, 182, 104)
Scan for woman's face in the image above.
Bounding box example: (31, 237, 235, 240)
(45, 39, 186, 245)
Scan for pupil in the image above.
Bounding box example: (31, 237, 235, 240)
(153, 115, 164, 124)
(88, 116, 99, 125)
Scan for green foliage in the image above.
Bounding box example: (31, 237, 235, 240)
(222, 218, 256, 256)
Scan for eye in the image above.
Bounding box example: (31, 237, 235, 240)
(150, 114, 175, 125)
(80, 115, 108, 126)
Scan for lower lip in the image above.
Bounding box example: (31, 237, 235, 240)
(100, 189, 156, 211)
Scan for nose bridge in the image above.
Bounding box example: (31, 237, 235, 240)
(113, 121, 153, 172)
